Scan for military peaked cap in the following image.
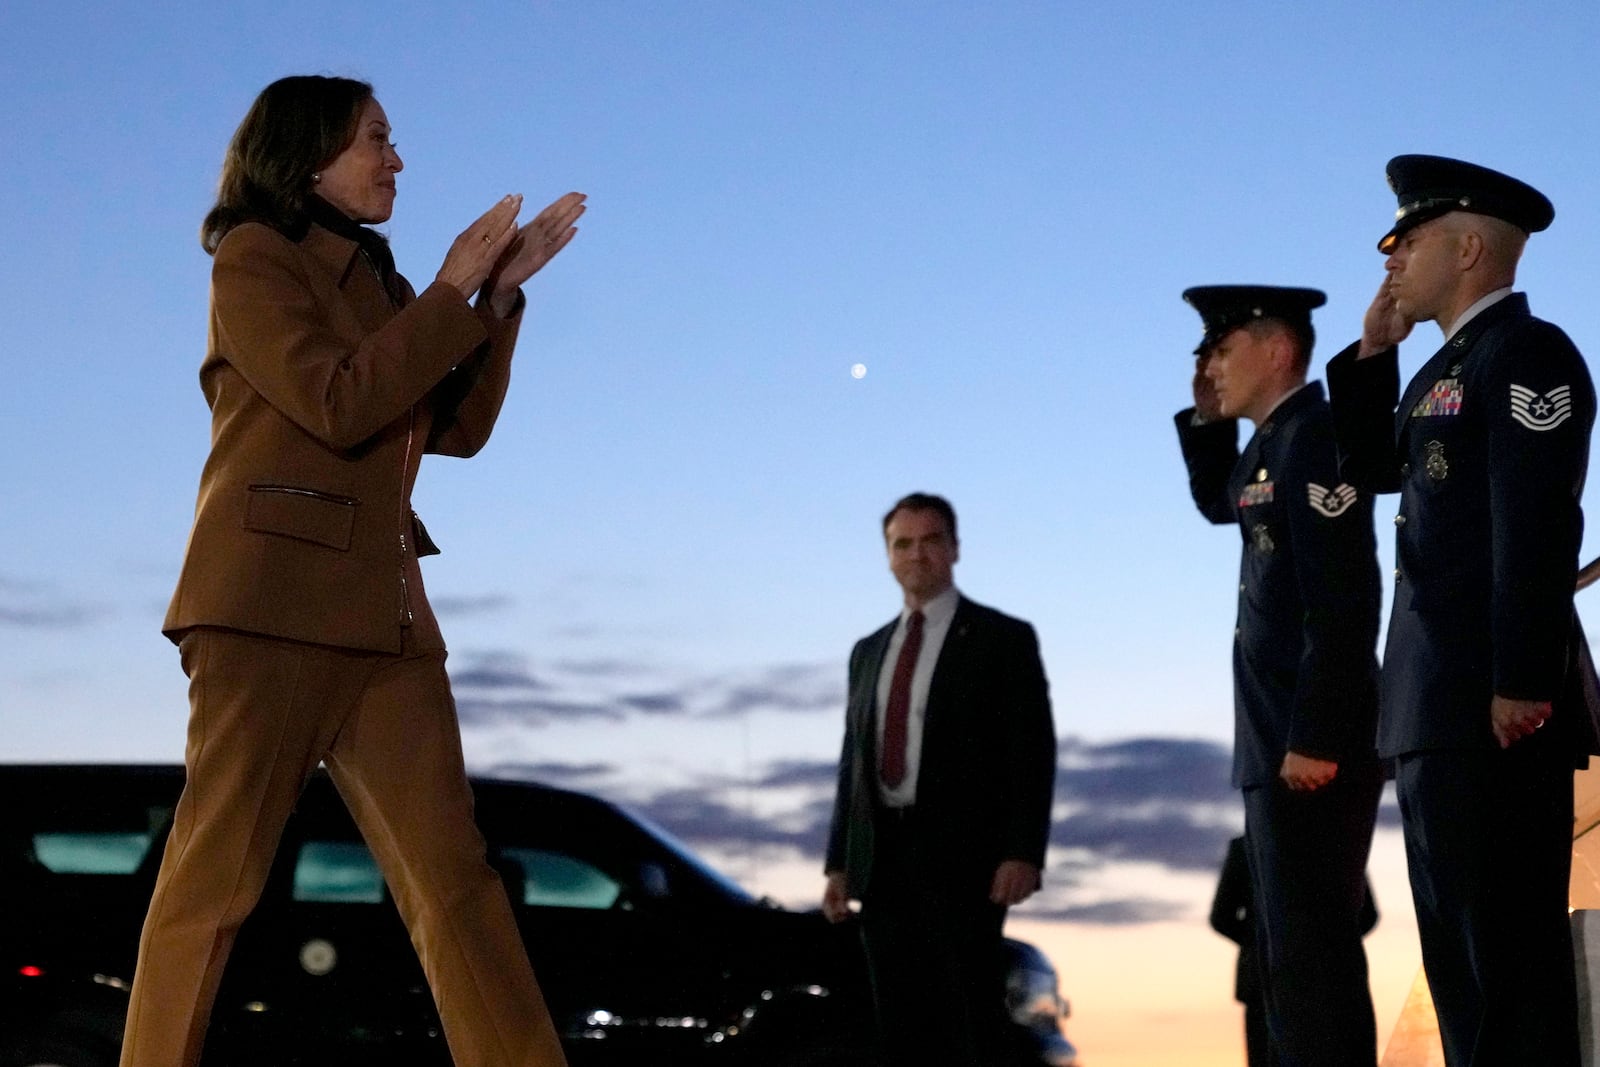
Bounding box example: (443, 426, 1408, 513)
(1377, 154, 1554, 253)
(1182, 285, 1327, 356)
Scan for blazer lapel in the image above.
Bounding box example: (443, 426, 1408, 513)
(851, 621, 896, 745)
(925, 598, 974, 726)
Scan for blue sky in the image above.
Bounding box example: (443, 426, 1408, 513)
(6, 3, 1600, 1052)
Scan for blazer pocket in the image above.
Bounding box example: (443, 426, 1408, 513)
(244, 484, 358, 551)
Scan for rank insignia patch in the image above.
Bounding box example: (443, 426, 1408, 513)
(1307, 483, 1358, 518)
(1411, 379, 1464, 418)
(1238, 481, 1275, 508)
(1510, 384, 1573, 431)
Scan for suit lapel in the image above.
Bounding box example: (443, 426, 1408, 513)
(851, 621, 896, 746)
(925, 598, 974, 727)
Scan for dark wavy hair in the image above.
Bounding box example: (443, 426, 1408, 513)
(200, 75, 374, 254)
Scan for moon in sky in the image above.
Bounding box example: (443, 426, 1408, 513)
(850, 363, 867, 379)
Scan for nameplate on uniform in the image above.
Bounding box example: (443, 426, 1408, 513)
(1411, 379, 1463, 418)
(1510, 383, 1573, 431)
(1238, 482, 1275, 508)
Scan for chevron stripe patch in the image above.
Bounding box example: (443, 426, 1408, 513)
(1307, 482, 1357, 518)
(1509, 384, 1573, 431)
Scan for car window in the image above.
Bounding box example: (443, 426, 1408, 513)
(31, 831, 154, 874)
(293, 840, 385, 903)
(287, 838, 622, 910)
(624, 809, 756, 904)
(499, 846, 621, 909)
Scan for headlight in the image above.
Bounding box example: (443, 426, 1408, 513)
(1005, 964, 1064, 1028)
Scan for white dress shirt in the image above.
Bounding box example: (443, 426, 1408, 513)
(875, 584, 960, 807)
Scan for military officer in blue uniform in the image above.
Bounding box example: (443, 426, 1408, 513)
(1327, 154, 1598, 1067)
(1175, 285, 1384, 1067)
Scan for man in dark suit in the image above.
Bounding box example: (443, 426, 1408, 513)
(1328, 155, 1598, 1066)
(822, 492, 1056, 1067)
(1175, 286, 1384, 1067)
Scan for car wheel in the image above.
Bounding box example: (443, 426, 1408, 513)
(0, 1034, 117, 1067)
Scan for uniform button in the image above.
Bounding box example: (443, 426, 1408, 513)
(1239, 583, 1246, 592)
(1401, 462, 1411, 476)
(1394, 568, 1403, 580)
(1394, 515, 1407, 526)
(1234, 627, 1241, 638)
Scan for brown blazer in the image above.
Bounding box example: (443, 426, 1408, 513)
(163, 219, 522, 653)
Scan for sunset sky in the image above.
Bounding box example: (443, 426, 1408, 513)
(7, 2, 1600, 1064)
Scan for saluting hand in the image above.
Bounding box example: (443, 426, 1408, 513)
(1358, 275, 1414, 358)
(1192, 353, 1223, 422)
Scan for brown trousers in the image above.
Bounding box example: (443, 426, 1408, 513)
(119, 628, 568, 1067)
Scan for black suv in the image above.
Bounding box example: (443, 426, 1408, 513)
(0, 764, 1078, 1067)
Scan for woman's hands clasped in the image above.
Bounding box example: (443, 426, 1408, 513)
(436, 192, 587, 315)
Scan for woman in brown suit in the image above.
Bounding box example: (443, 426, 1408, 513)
(120, 75, 584, 1067)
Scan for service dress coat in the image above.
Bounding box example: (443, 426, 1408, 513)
(1177, 383, 1385, 1066)
(1175, 383, 1382, 786)
(163, 213, 522, 653)
(1328, 291, 1598, 1067)
(1327, 293, 1598, 757)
